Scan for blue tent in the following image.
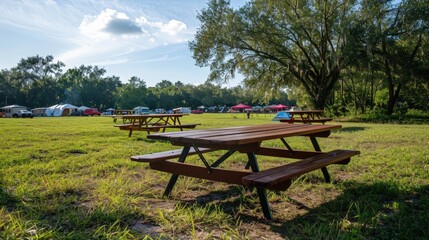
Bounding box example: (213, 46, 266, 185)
(272, 111, 291, 121)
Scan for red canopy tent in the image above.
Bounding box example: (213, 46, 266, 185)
(269, 104, 289, 111)
(231, 103, 252, 110)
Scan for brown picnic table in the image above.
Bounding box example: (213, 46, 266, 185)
(131, 123, 359, 219)
(111, 110, 134, 123)
(115, 114, 200, 137)
(280, 110, 332, 124)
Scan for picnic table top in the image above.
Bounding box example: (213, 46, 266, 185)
(285, 110, 325, 114)
(148, 123, 341, 146)
(119, 114, 184, 119)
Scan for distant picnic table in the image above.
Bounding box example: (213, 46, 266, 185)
(131, 123, 360, 219)
(115, 114, 200, 137)
(280, 110, 332, 124)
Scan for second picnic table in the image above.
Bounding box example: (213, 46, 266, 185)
(115, 114, 200, 137)
(280, 110, 332, 124)
(131, 123, 359, 219)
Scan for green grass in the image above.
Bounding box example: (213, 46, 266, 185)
(0, 114, 428, 239)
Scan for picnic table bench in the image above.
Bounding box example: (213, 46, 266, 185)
(280, 110, 332, 124)
(114, 114, 200, 137)
(131, 123, 359, 219)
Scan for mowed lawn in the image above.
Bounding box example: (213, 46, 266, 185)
(0, 114, 428, 239)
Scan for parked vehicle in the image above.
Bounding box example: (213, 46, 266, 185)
(172, 107, 191, 114)
(82, 108, 101, 116)
(154, 108, 166, 114)
(133, 106, 150, 115)
(13, 110, 34, 118)
(1, 105, 28, 118)
(191, 109, 203, 114)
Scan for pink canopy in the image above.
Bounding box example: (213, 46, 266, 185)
(269, 104, 289, 110)
(231, 103, 252, 110)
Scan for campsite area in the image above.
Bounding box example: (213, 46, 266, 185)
(0, 114, 428, 239)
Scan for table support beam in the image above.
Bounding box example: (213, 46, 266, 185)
(310, 136, 331, 183)
(163, 146, 190, 197)
(246, 153, 272, 220)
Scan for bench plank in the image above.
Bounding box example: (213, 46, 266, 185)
(242, 149, 360, 190)
(156, 123, 200, 128)
(280, 118, 333, 124)
(150, 161, 251, 185)
(131, 147, 215, 163)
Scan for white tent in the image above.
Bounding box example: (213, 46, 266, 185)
(45, 104, 78, 116)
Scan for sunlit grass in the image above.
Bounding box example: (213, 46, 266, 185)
(0, 114, 428, 239)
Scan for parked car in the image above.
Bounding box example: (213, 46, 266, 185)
(133, 106, 150, 115)
(191, 109, 203, 114)
(13, 110, 34, 118)
(82, 108, 101, 116)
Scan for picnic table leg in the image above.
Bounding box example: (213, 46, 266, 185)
(310, 136, 331, 182)
(163, 146, 191, 197)
(128, 119, 136, 137)
(247, 153, 273, 220)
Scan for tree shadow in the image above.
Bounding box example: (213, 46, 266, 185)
(268, 181, 429, 239)
(175, 181, 428, 239)
(339, 127, 366, 132)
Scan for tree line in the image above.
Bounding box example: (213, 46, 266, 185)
(0, 55, 293, 111)
(1, 0, 428, 115)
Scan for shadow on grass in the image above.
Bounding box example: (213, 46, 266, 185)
(339, 126, 366, 132)
(268, 181, 429, 239)
(174, 181, 428, 239)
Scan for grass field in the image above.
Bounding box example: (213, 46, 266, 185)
(0, 114, 428, 239)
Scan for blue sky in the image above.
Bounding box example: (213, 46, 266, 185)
(0, 0, 245, 87)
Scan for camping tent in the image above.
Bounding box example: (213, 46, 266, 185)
(269, 104, 289, 111)
(231, 103, 252, 113)
(231, 103, 251, 110)
(45, 104, 78, 116)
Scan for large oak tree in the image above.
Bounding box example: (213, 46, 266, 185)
(190, 0, 358, 109)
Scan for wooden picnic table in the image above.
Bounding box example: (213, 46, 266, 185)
(111, 110, 134, 123)
(131, 123, 359, 219)
(115, 114, 200, 137)
(280, 110, 332, 124)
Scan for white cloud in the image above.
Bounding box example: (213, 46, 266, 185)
(136, 17, 187, 36)
(79, 8, 142, 40)
(59, 8, 190, 66)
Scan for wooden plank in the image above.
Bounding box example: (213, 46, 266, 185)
(156, 124, 200, 129)
(123, 126, 161, 132)
(147, 124, 340, 146)
(172, 124, 340, 146)
(242, 150, 360, 189)
(131, 147, 216, 162)
(280, 118, 332, 123)
(121, 114, 184, 120)
(255, 147, 324, 159)
(149, 161, 252, 185)
(147, 123, 300, 140)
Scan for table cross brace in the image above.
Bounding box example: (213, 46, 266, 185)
(192, 144, 212, 173)
(280, 138, 294, 155)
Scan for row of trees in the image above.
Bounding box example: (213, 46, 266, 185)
(191, 0, 429, 114)
(0, 55, 293, 111)
(1, 0, 428, 115)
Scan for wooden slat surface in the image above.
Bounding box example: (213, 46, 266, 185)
(150, 161, 251, 185)
(242, 150, 360, 188)
(121, 114, 184, 120)
(131, 147, 215, 162)
(148, 123, 341, 146)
